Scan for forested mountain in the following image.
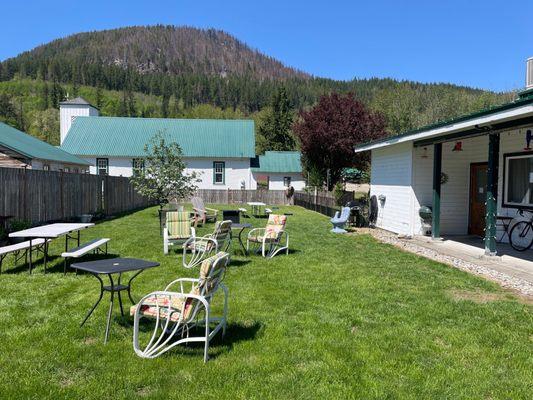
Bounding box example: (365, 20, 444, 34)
(0, 25, 514, 146)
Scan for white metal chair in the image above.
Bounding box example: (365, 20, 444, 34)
(182, 220, 232, 269)
(131, 252, 230, 362)
(163, 211, 195, 255)
(247, 214, 289, 258)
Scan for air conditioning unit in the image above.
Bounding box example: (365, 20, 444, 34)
(527, 57, 533, 89)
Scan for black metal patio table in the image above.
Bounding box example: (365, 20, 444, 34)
(231, 223, 252, 256)
(72, 257, 160, 343)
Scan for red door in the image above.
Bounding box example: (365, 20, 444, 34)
(469, 163, 487, 236)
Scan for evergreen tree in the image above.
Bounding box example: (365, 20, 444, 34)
(257, 86, 296, 154)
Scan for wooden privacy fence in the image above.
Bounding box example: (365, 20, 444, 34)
(193, 189, 289, 205)
(0, 168, 151, 224)
(293, 190, 354, 217)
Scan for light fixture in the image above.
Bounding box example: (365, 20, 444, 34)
(524, 130, 532, 151)
(452, 141, 463, 151)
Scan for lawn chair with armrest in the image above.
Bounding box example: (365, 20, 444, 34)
(182, 220, 232, 269)
(191, 197, 218, 226)
(163, 211, 195, 255)
(131, 251, 229, 362)
(246, 214, 289, 258)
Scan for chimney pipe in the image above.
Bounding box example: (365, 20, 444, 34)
(527, 57, 533, 89)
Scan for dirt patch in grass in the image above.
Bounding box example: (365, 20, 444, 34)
(448, 289, 533, 305)
(135, 386, 153, 397)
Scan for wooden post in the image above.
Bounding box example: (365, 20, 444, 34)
(484, 133, 500, 255)
(432, 143, 442, 239)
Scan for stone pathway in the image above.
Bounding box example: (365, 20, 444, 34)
(355, 228, 533, 298)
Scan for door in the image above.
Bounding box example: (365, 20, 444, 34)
(469, 163, 487, 236)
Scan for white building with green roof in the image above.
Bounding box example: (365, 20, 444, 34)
(0, 122, 90, 172)
(59, 98, 304, 190)
(251, 151, 305, 190)
(354, 75, 533, 256)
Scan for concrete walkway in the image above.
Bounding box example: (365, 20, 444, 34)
(412, 235, 533, 284)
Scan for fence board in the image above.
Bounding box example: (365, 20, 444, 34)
(293, 190, 354, 217)
(0, 168, 152, 225)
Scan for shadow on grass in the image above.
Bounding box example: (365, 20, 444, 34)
(120, 319, 262, 360)
(228, 259, 251, 267)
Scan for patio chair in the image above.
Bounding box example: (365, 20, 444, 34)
(330, 207, 350, 233)
(182, 220, 232, 269)
(131, 251, 230, 362)
(246, 214, 289, 258)
(191, 197, 218, 226)
(163, 211, 195, 255)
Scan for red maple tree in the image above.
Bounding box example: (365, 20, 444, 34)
(293, 92, 388, 188)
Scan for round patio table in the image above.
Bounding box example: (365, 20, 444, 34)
(231, 223, 252, 256)
(72, 257, 160, 343)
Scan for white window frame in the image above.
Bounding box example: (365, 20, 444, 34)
(96, 158, 109, 175)
(283, 176, 291, 187)
(132, 158, 145, 175)
(42, 164, 50, 171)
(213, 161, 225, 185)
(503, 152, 533, 208)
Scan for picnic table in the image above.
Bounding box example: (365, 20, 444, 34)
(72, 257, 160, 343)
(247, 202, 266, 216)
(9, 223, 94, 273)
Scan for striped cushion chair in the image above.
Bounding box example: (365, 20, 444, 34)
(163, 211, 195, 255)
(182, 220, 233, 269)
(246, 214, 289, 258)
(132, 251, 230, 362)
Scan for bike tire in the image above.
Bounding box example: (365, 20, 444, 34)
(509, 221, 533, 251)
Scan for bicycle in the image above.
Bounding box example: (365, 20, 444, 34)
(508, 210, 533, 251)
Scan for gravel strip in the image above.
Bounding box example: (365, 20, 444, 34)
(357, 228, 533, 297)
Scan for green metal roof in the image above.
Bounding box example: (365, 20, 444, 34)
(61, 117, 256, 158)
(252, 151, 302, 173)
(354, 92, 533, 151)
(0, 122, 90, 165)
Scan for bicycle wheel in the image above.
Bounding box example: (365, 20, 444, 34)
(509, 221, 533, 251)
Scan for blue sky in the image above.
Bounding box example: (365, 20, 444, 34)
(1, 0, 532, 91)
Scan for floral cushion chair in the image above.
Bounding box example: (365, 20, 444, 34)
(182, 220, 232, 269)
(131, 252, 230, 362)
(246, 214, 289, 258)
(163, 211, 195, 255)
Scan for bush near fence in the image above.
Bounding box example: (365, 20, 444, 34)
(0, 168, 152, 225)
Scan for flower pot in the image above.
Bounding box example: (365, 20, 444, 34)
(79, 214, 93, 223)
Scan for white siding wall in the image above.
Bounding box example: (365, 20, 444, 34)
(84, 157, 257, 190)
(251, 172, 305, 190)
(370, 142, 414, 235)
(32, 159, 87, 172)
(60, 104, 99, 144)
(411, 127, 532, 235)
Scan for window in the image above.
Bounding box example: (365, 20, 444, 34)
(132, 158, 145, 176)
(96, 158, 109, 175)
(42, 164, 50, 171)
(74, 168, 79, 174)
(64, 167, 70, 173)
(283, 176, 291, 187)
(504, 153, 533, 207)
(213, 161, 225, 185)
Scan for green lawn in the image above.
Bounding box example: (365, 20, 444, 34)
(0, 206, 531, 399)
